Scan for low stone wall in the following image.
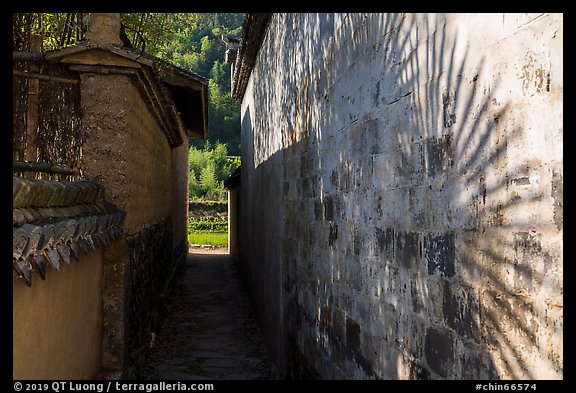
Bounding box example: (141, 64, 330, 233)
(125, 217, 176, 375)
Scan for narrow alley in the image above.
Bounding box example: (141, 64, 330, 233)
(12, 13, 563, 381)
(136, 249, 277, 380)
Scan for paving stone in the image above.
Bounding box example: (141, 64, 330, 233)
(137, 252, 277, 380)
(161, 371, 208, 380)
(203, 358, 239, 368)
(188, 351, 231, 359)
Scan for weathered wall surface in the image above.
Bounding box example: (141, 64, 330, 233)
(81, 74, 174, 233)
(13, 249, 104, 379)
(124, 81, 174, 233)
(170, 136, 190, 262)
(239, 13, 562, 379)
(81, 72, 188, 376)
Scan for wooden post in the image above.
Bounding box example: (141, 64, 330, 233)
(12, 160, 79, 176)
(13, 70, 78, 85)
(23, 34, 41, 179)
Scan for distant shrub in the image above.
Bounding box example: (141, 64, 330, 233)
(188, 216, 227, 233)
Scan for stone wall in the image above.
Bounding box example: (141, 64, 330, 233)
(171, 138, 190, 259)
(239, 13, 563, 379)
(125, 217, 174, 373)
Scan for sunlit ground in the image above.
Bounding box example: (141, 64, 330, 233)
(188, 231, 228, 247)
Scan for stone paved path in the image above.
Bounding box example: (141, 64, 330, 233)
(137, 249, 277, 380)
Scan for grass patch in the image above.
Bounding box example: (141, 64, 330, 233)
(188, 231, 228, 247)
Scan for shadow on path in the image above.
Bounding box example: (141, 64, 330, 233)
(137, 249, 277, 380)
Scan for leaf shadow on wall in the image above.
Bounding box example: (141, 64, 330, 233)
(239, 13, 562, 380)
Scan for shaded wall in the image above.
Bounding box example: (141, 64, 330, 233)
(239, 93, 287, 372)
(239, 13, 562, 379)
(228, 188, 240, 258)
(13, 250, 104, 379)
(171, 135, 190, 261)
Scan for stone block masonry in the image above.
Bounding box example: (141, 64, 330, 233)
(238, 13, 562, 379)
(125, 217, 174, 374)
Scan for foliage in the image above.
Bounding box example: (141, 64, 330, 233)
(13, 13, 87, 51)
(188, 141, 241, 200)
(14, 12, 244, 200)
(14, 12, 245, 155)
(138, 13, 245, 155)
(188, 216, 228, 232)
(112, 13, 246, 200)
(120, 13, 207, 54)
(188, 200, 228, 213)
(188, 214, 228, 248)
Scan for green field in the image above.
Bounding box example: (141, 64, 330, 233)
(188, 231, 228, 247)
(188, 205, 228, 247)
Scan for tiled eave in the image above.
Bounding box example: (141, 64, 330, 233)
(45, 42, 209, 144)
(13, 176, 125, 287)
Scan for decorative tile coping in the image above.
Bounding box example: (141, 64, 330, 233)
(13, 176, 125, 286)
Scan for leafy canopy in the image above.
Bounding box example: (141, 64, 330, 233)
(14, 13, 244, 200)
(189, 141, 240, 201)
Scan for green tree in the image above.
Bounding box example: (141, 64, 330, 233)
(14, 12, 245, 189)
(136, 13, 245, 155)
(199, 160, 218, 198)
(188, 141, 240, 201)
(120, 13, 204, 54)
(188, 168, 203, 198)
(15, 13, 245, 154)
